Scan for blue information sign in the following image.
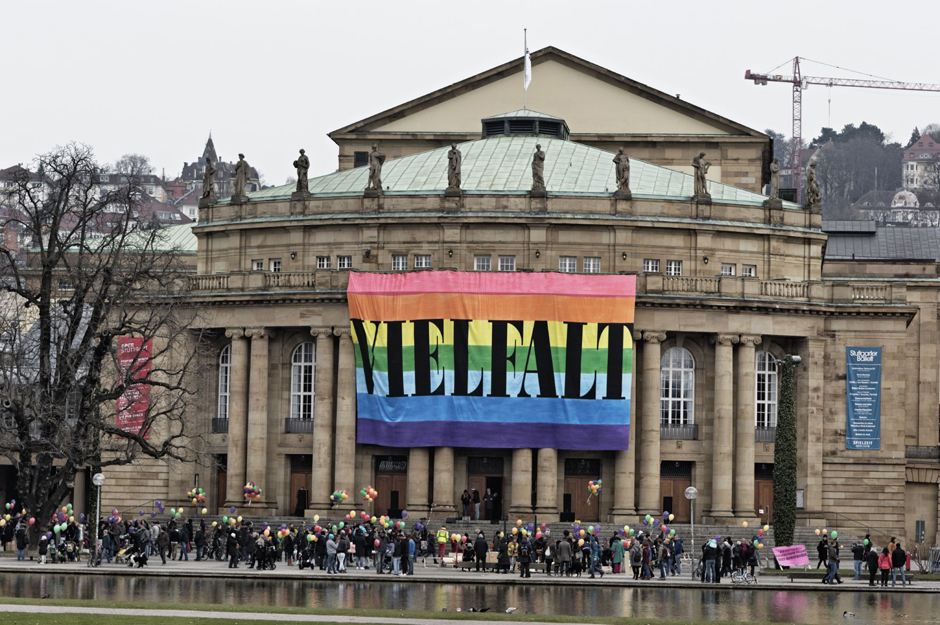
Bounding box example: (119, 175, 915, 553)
(845, 347, 882, 450)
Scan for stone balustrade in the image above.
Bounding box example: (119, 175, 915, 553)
(186, 270, 910, 306)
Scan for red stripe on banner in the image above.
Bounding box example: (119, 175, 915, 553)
(348, 271, 636, 298)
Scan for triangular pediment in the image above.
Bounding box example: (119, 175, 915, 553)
(332, 47, 764, 139)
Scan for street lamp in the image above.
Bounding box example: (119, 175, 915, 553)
(92, 473, 105, 537)
(685, 486, 698, 578)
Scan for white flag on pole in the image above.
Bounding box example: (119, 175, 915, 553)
(524, 45, 532, 91)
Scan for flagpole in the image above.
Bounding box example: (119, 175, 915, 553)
(523, 29, 527, 110)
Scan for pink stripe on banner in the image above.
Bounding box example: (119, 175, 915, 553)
(348, 270, 636, 298)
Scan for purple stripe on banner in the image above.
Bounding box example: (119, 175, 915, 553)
(357, 419, 630, 451)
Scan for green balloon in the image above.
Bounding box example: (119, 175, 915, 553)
(174, 513, 181, 519)
(222, 516, 228, 523)
(628, 529, 634, 536)
(831, 531, 838, 539)
(753, 540, 759, 547)
(864, 538, 869, 546)
(338, 522, 345, 529)
(53, 526, 60, 534)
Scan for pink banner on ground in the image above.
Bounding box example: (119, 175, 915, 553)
(772, 544, 810, 566)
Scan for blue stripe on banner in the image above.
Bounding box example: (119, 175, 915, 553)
(356, 394, 630, 426)
(358, 417, 630, 451)
(356, 370, 632, 401)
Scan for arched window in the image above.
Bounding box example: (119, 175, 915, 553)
(291, 342, 316, 420)
(217, 345, 231, 420)
(660, 347, 694, 425)
(755, 351, 778, 428)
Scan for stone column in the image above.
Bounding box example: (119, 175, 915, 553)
(72, 469, 87, 513)
(709, 333, 738, 522)
(431, 447, 456, 518)
(638, 331, 666, 515)
(224, 329, 249, 507)
(509, 448, 533, 517)
(534, 448, 558, 520)
(796, 337, 826, 524)
(333, 328, 357, 497)
(308, 328, 335, 516)
(244, 329, 272, 512)
(407, 448, 430, 515)
(735, 335, 761, 520)
(612, 331, 640, 521)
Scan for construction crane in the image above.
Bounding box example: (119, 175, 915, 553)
(745, 57, 940, 203)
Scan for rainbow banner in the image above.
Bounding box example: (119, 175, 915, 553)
(348, 271, 635, 450)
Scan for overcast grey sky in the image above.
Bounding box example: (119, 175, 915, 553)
(5, 1, 940, 185)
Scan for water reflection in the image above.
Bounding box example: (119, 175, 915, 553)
(2, 573, 939, 624)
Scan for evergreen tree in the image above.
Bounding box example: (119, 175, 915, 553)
(907, 127, 921, 149)
(772, 356, 797, 547)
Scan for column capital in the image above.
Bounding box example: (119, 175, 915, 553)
(333, 326, 352, 339)
(310, 326, 332, 337)
(640, 330, 667, 344)
(710, 333, 740, 346)
(738, 334, 763, 347)
(225, 328, 245, 339)
(245, 327, 274, 340)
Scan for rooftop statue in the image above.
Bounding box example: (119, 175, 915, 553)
(367, 144, 386, 194)
(532, 144, 546, 192)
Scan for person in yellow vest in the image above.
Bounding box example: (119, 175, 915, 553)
(436, 526, 448, 565)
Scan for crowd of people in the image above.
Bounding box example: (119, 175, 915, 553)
(816, 534, 910, 587)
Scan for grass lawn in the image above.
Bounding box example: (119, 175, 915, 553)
(0, 598, 795, 625)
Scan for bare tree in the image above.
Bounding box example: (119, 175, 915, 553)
(815, 137, 903, 218)
(0, 143, 207, 546)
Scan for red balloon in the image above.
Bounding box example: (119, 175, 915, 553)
(374, 539, 380, 547)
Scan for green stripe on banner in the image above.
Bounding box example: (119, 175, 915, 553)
(354, 344, 633, 374)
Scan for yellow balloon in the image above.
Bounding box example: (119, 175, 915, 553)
(201, 508, 208, 515)
(521, 529, 527, 536)
(578, 538, 584, 546)
(371, 516, 377, 523)
(314, 515, 320, 522)
(742, 521, 748, 528)
(178, 508, 184, 515)
(212, 521, 218, 527)
(69, 516, 74, 523)
(263, 529, 270, 536)
(237, 516, 243, 522)
(763, 525, 769, 532)
(0, 520, 5, 527)
(669, 514, 675, 522)
(512, 527, 518, 535)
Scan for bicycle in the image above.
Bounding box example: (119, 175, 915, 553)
(693, 558, 703, 580)
(731, 568, 757, 584)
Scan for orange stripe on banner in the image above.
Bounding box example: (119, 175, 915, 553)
(348, 293, 635, 323)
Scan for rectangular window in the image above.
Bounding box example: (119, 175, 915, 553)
(583, 257, 600, 274)
(742, 264, 757, 278)
(338, 255, 352, 269)
(414, 254, 431, 268)
(720, 263, 736, 276)
(474, 255, 491, 271)
(559, 256, 577, 273)
(353, 151, 369, 168)
(498, 255, 516, 272)
(392, 254, 407, 271)
(252, 259, 263, 271)
(317, 256, 331, 269)
(665, 260, 682, 276)
(269, 258, 282, 273)
(643, 259, 660, 273)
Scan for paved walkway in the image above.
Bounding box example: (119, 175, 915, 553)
(0, 557, 933, 593)
(0, 604, 519, 625)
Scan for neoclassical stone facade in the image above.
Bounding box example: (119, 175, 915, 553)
(83, 120, 940, 549)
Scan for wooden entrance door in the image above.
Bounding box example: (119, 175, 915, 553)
(375, 473, 407, 518)
(216, 470, 226, 509)
(564, 476, 600, 521)
(755, 479, 774, 524)
(290, 472, 310, 516)
(660, 477, 692, 522)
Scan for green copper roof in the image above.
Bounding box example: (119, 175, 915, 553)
(483, 109, 562, 120)
(240, 136, 797, 208)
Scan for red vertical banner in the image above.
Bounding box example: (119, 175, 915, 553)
(117, 337, 151, 438)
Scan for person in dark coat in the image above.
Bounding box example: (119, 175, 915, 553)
(156, 527, 170, 565)
(226, 531, 238, 568)
(14, 524, 28, 561)
(194, 528, 207, 561)
(866, 545, 880, 586)
(518, 535, 532, 578)
(474, 532, 488, 572)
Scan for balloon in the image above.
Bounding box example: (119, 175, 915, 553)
(401, 510, 408, 519)
(753, 540, 759, 547)
(628, 529, 634, 536)
(815, 529, 820, 535)
(663, 511, 669, 520)
(742, 521, 748, 528)
(763, 525, 769, 532)
(212, 521, 218, 527)
(669, 514, 675, 522)
(864, 538, 870, 546)
(314, 515, 319, 522)
(338, 522, 345, 529)
(758, 529, 764, 536)
(201, 508, 208, 515)
(579, 529, 585, 537)
(237, 516, 243, 522)
(831, 531, 838, 539)
(517, 519, 522, 527)
(28, 517, 35, 525)
(669, 529, 676, 537)
(645, 514, 652, 522)
(511, 527, 518, 535)
(230, 506, 236, 514)
(174, 513, 181, 520)
(822, 529, 827, 535)
(263, 529, 270, 537)
(461, 536, 468, 543)
(536, 531, 542, 539)
(308, 535, 314, 542)
(578, 539, 585, 546)
(62, 506, 68, 514)
(758, 543, 764, 550)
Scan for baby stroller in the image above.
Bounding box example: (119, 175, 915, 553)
(64, 540, 78, 562)
(261, 544, 278, 570)
(55, 541, 68, 564)
(298, 546, 312, 570)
